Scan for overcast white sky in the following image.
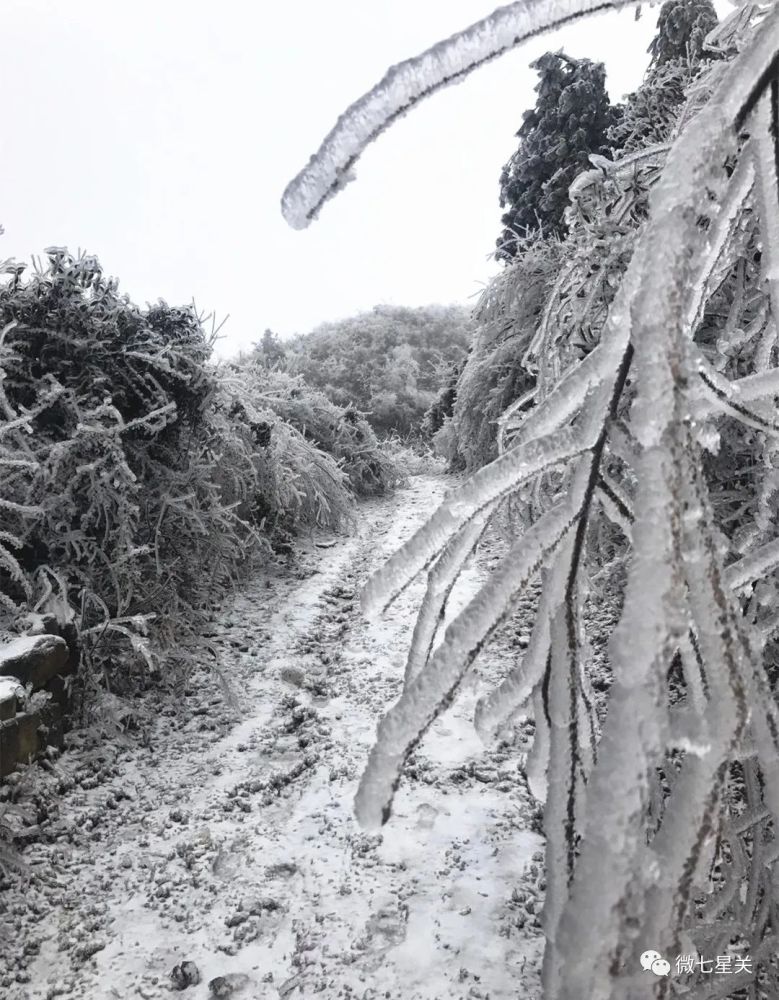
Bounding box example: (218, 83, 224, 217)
(1, 1, 718, 356)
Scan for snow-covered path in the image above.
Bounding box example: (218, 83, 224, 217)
(2, 474, 544, 1000)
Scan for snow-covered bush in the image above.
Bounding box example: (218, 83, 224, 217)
(284, 304, 472, 438)
(0, 250, 242, 688)
(440, 233, 558, 470)
(226, 361, 401, 497)
(282, 1, 779, 996)
(0, 252, 394, 694)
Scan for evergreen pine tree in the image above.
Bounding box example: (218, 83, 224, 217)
(648, 0, 718, 66)
(496, 51, 615, 259)
(608, 0, 718, 153)
(256, 328, 286, 368)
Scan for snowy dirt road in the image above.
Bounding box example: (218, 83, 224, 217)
(1, 474, 544, 1000)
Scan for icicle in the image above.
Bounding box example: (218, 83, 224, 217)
(281, 0, 639, 230)
(354, 492, 582, 831)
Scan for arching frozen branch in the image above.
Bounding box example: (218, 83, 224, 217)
(281, 0, 639, 229)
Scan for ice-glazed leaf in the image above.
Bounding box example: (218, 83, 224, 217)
(355, 492, 583, 831)
(404, 507, 492, 686)
(753, 86, 779, 326)
(726, 536, 779, 590)
(281, 0, 639, 229)
(549, 9, 779, 987)
(474, 532, 572, 740)
(361, 422, 591, 615)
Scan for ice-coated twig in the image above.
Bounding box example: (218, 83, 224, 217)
(718, 364, 779, 403)
(526, 678, 551, 801)
(753, 86, 779, 325)
(354, 492, 583, 830)
(496, 387, 536, 454)
(725, 536, 779, 590)
(501, 336, 618, 446)
(693, 350, 779, 435)
(639, 434, 748, 965)
(361, 421, 591, 615)
(550, 7, 779, 988)
(683, 146, 756, 337)
(473, 537, 570, 739)
(281, 0, 637, 229)
(404, 507, 493, 686)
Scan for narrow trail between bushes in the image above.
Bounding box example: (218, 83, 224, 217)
(3, 474, 544, 1000)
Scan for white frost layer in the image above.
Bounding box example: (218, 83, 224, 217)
(0, 633, 55, 667)
(0, 676, 24, 701)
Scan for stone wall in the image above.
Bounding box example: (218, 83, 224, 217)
(0, 630, 76, 779)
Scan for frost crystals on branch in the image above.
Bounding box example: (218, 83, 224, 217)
(280, 0, 638, 230)
(283, 1, 779, 997)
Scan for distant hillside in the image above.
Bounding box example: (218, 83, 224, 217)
(278, 304, 473, 437)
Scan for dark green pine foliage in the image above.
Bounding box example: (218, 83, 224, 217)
(648, 0, 719, 66)
(608, 0, 718, 153)
(256, 328, 286, 368)
(496, 51, 615, 259)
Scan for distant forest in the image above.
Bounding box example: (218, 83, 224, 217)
(253, 304, 473, 437)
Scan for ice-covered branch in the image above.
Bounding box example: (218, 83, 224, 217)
(753, 85, 779, 324)
(362, 421, 592, 615)
(281, 0, 638, 229)
(355, 490, 584, 830)
(403, 508, 492, 686)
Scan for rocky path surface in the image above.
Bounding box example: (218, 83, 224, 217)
(0, 474, 544, 1000)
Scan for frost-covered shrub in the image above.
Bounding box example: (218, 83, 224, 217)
(420, 356, 464, 438)
(283, 1, 779, 997)
(217, 363, 356, 531)
(0, 250, 248, 686)
(440, 235, 557, 470)
(0, 251, 393, 694)
(227, 362, 401, 497)
(285, 304, 472, 437)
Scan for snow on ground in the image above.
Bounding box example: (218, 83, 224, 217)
(0, 474, 544, 1000)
